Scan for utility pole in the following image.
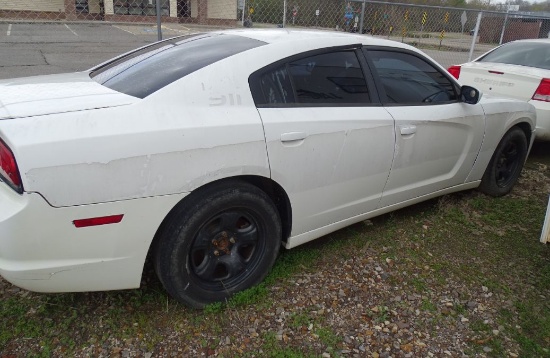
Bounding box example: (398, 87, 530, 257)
(156, 0, 162, 41)
(283, 0, 287, 27)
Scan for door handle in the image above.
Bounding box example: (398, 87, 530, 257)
(281, 132, 307, 142)
(399, 125, 417, 136)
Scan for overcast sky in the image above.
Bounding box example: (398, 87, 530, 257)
(492, 0, 547, 4)
(492, 0, 547, 3)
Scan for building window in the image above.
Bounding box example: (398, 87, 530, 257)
(114, 0, 170, 16)
(76, 0, 89, 14)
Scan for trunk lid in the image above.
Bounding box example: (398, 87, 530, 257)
(459, 62, 548, 101)
(0, 72, 138, 119)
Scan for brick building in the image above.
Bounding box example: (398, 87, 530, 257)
(0, 0, 239, 25)
(477, 14, 550, 44)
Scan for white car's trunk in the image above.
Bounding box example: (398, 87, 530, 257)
(0, 72, 138, 119)
(459, 62, 548, 102)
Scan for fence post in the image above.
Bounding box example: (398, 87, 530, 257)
(283, 0, 287, 27)
(156, 0, 162, 41)
(242, 0, 246, 26)
(359, 0, 366, 34)
(499, 10, 509, 45)
(468, 12, 482, 62)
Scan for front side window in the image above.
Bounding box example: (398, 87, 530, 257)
(369, 50, 457, 105)
(253, 50, 370, 106)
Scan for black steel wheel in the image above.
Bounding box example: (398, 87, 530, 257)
(479, 127, 528, 197)
(154, 180, 281, 308)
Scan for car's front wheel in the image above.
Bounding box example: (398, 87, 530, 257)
(154, 180, 282, 308)
(478, 127, 528, 197)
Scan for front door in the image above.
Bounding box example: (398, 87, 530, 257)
(365, 49, 485, 207)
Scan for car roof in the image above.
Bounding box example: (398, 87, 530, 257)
(213, 28, 416, 51)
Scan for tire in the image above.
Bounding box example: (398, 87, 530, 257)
(478, 127, 528, 197)
(154, 181, 282, 308)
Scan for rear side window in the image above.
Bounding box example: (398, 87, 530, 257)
(253, 50, 370, 106)
(90, 34, 265, 99)
(289, 51, 369, 104)
(260, 65, 295, 104)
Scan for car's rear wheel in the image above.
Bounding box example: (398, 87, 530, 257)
(478, 127, 528, 197)
(154, 181, 281, 308)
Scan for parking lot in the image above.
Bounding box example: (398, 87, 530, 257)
(0, 22, 487, 80)
(0, 22, 207, 79)
(1, 20, 549, 358)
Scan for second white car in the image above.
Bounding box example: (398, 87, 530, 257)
(448, 39, 550, 140)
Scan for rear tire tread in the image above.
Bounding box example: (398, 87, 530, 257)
(478, 127, 528, 197)
(154, 180, 281, 308)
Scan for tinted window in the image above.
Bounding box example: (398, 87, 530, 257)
(90, 34, 265, 98)
(478, 41, 550, 70)
(289, 51, 369, 104)
(369, 50, 457, 104)
(260, 65, 295, 104)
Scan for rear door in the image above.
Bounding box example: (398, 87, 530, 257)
(250, 47, 395, 236)
(364, 48, 485, 207)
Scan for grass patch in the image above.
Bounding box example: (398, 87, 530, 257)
(421, 299, 437, 312)
(514, 301, 550, 356)
(227, 283, 271, 308)
(315, 326, 342, 352)
(257, 332, 314, 358)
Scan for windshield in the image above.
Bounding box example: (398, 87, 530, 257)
(477, 41, 550, 70)
(90, 33, 265, 99)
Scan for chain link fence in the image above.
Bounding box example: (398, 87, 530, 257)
(1, 0, 550, 67)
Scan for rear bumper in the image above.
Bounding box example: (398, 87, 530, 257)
(0, 183, 184, 292)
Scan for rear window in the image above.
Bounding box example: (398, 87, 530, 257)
(478, 41, 550, 70)
(90, 33, 265, 98)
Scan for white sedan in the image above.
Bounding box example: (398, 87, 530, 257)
(0, 30, 536, 308)
(448, 39, 550, 140)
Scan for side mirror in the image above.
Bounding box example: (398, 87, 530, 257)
(461, 85, 480, 104)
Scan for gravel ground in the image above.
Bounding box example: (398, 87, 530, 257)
(0, 252, 527, 358)
(1, 151, 549, 357)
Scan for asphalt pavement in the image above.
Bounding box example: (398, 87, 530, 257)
(0, 22, 198, 79)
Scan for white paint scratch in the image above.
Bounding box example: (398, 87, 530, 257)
(112, 25, 136, 35)
(161, 25, 191, 33)
(64, 24, 78, 36)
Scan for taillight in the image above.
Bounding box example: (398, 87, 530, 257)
(0, 138, 23, 193)
(532, 78, 550, 102)
(448, 65, 461, 79)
